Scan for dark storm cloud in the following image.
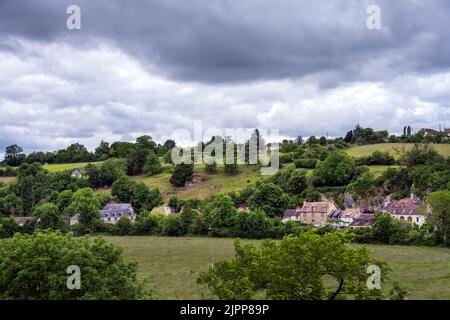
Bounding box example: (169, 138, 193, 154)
(0, 0, 450, 157)
(1, 0, 450, 83)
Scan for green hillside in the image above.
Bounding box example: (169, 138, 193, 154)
(132, 165, 264, 201)
(345, 143, 450, 159)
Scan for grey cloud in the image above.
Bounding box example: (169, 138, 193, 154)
(0, 0, 449, 155)
(1, 0, 450, 84)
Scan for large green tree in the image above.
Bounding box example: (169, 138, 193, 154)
(313, 152, 356, 186)
(248, 183, 289, 218)
(170, 163, 194, 187)
(198, 231, 389, 300)
(427, 190, 450, 246)
(0, 231, 146, 299)
(4, 144, 26, 166)
(66, 188, 102, 232)
(33, 203, 67, 231)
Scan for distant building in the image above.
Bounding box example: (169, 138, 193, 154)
(283, 201, 337, 227)
(100, 203, 135, 224)
(71, 169, 82, 178)
(444, 128, 450, 137)
(348, 214, 375, 229)
(69, 214, 80, 227)
(69, 203, 136, 226)
(13, 216, 34, 226)
(328, 208, 361, 230)
(382, 197, 426, 227)
(282, 209, 301, 223)
(418, 128, 438, 136)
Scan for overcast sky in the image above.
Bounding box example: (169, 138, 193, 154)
(1, 0, 450, 155)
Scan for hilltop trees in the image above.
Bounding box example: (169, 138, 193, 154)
(95, 140, 110, 160)
(343, 125, 388, 145)
(4, 144, 26, 166)
(135, 135, 157, 153)
(85, 159, 126, 188)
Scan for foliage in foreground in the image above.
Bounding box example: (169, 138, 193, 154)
(0, 230, 146, 300)
(198, 231, 393, 300)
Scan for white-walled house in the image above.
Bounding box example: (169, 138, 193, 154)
(70, 203, 136, 226)
(382, 197, 426, 227)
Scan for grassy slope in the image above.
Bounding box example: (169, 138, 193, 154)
(105, 236, 450, 300)
(42, 162, 101, 172)
(345, 143, 450, 159)
(0, 177, 16, 185)
(132, 165, 264, 201)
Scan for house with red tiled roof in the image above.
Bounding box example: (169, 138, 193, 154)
(381, 197, 426, 227)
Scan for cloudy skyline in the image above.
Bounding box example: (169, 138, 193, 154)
(1, 0, 450, 156)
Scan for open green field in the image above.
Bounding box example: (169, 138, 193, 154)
(132, 165, 265, 201)
(42, 162, 102, 172)
(105, 236, 450, 300)
(345, 143, 450, 159)
(368, 165, 401, 177)
(0, 176, 16, 185)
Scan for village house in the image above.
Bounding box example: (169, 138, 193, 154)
(283, 201, 337, 227)
(70, 203, 136, 226)
(348, 214, 375, 229)
(100, 203, 136, 224)
(70, 169, 82, 178)
(444, 128, 450, 138)
(13, 216, 34, 226)
(69, 214, 80, 227)
(381, 197, 426, 227)
(418, 128, 438, 136)
(328, 208, 362, 230)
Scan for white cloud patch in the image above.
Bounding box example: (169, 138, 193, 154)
(0, 38, 449, 156)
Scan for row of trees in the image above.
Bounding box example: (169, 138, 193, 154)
(1, 136, 176, 166)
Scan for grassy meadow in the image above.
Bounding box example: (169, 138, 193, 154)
(42, 162, 102, 172)
(132, 165, 265, 201)
(345, 143, 450, 159)
(0, 176, 16, 185)
(105, 236, 450, 300)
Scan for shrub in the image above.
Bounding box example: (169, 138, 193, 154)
(294, 158, 317, 169)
